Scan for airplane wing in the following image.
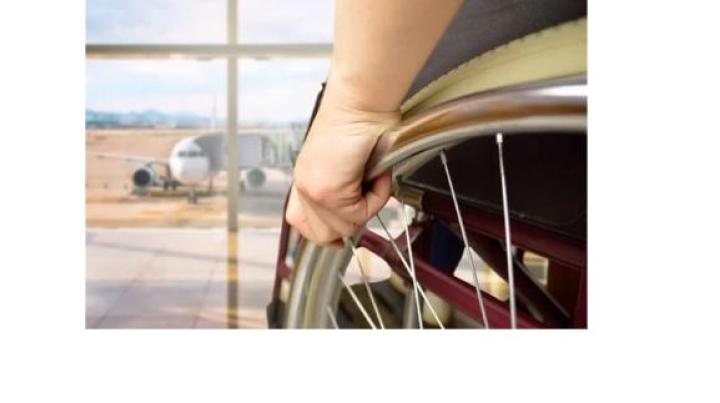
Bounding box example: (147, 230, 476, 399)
(87, 152, 169, 166)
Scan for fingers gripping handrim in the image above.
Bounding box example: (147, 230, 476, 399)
(363, 171, 393, 221)
(286, 173, 391, 245)
(287, 184, 349, 245)
(285, 185, 316, 241)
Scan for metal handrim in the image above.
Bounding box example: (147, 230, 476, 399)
(284, 76, 587, 329)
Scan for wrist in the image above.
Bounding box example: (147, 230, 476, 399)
(314, 78, 401, 134)
(324, 67, 403, 115)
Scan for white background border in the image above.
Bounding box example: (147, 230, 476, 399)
(1, 1, 719, 401)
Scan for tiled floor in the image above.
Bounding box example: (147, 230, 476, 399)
(86, 227, 279, 329)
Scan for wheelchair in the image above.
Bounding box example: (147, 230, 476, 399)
(268, 18, 587, 329)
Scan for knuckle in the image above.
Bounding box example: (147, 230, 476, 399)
(296, 179, 336, 205)
(309, 188, 334, 205)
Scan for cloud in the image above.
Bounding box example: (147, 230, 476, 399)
(86, 0, 334, 122)
(86, 58, 330, 122)
(87, 0, 334, 43)
(239, 0, 334, 43)
(238, 59, 329, 122)
(87, 0, 226, 43)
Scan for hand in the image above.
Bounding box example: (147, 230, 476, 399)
(285, 91, 398, 245)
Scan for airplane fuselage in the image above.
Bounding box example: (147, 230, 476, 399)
(168, 137, 214, 186)
(93, 132, 279, 199)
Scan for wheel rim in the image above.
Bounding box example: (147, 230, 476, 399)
(282, 75, 587, 329)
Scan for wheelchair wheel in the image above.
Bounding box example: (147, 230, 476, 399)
(274, 18, 587, 329)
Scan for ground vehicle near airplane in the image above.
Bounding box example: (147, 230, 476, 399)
(268, 18, 587, 329)
(91, 132, 280, 203)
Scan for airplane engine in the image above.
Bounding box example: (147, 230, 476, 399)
(240, 168, 266, 191)
(131, 165, 156, 194)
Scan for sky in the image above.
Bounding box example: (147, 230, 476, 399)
(86, 0, 334, 123)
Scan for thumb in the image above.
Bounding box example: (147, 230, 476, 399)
(363, 170, 393, 221)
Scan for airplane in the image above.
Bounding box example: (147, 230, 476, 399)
(90, 132, 285, 203)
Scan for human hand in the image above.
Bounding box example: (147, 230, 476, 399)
(285, 91, 398, 245)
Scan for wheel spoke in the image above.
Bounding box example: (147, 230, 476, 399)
(496, 133, 517, 329)
(376, 215, 445, 329)
(326, 306, 339, 329)
(336, 272, 377, 329)
(400, 201, 424, 329)
(345, 238, 386, 329)
(439, 150, 489, 328)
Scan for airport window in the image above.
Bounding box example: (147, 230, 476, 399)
(87, 0, 333, 44)
(86, 59, 226, 123)
(85, 59, 226, 198)
(86, 0, 334, 329)
(238, 58, 330, 124)
(86, 0, 227, 44)
(237, 58, 330, 169)
(238, 0, 334, 43)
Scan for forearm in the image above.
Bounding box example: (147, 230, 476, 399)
(325, 0, 463, 113)
(289, 0, 462, 243)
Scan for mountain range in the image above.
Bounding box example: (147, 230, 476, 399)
(86, 109, 220, 128)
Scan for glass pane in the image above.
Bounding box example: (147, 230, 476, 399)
(236, 58, 330, 216)
(239, 58, 329, 123)
(234, 59, 329, 327)
(238, 57, 330, 164)
(239, 0, 334, 43)
(87, 0, 226, 43)
(85, 57, 331, 329)
(85, 59, 238, 329)
(86, 59, 226, 225)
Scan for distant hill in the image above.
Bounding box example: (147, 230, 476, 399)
(86, 109, 311, 132)
(86, 109, 219, 129)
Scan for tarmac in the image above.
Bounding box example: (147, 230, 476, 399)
(84, 130, 514, 328)
(86, 227, 279, 329)
(85, 129, 298, 328)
